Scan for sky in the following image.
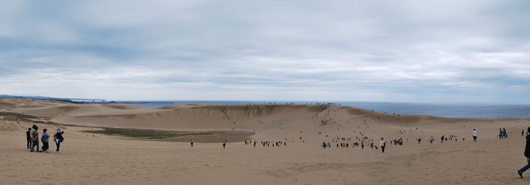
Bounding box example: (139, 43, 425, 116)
(0, 0, 529, 103)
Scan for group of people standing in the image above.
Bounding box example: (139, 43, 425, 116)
(26, 124, 64, 154)
(321, 137, 387, 153)
(499, 128, 507, 140)
(259, 141, 285, 147)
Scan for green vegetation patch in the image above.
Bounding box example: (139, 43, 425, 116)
(0, 112, 40, 121)
(1, 112, 211, 140)
(0, 112, 82, 128)
(84, 127, 213, 140)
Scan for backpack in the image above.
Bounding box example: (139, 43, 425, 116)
(54, 132, 64, 142)
(41, 134, 49, 143)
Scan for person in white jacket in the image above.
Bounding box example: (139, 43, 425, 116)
(473, 129, 477, 142)
(380, 137, 387, 153)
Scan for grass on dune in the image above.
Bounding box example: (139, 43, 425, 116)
(0, 112, 85, 128)
(1, 112, 61, 125)
(84, 127, 213, 140)
(0, 112, 40, 120)
(1, 112, 210, 140)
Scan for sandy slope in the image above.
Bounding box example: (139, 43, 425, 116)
(2, 98, 530, 184)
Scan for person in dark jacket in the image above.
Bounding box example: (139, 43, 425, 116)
(40, 129, 50, 153)
(361, 141, 364, 149)
(26, 128, 31, 149)
(54, 128, 64, 154)
(517, 127, 530, 178)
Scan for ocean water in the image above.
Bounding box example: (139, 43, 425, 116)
(92, 101, 530, 119)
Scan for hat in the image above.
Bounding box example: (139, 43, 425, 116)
(57, 128, 61, 131)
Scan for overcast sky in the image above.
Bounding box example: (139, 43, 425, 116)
(1, 0, 529, 103)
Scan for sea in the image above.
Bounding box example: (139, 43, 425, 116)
(88, 100, 530, 119)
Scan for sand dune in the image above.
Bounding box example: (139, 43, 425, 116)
(2, 98, 530, 184)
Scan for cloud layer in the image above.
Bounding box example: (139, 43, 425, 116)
(1, 0, 529, 102)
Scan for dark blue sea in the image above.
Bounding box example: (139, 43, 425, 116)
(92, 101, 530, 119)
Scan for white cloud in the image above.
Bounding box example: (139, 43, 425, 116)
(0, 0, 529, 102)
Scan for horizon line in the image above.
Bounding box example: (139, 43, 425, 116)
(1, 94, 529, 105)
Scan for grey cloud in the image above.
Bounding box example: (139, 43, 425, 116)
(1, 0, 529, 102)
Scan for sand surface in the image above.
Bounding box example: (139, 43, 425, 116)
(2, 98, 530, 184)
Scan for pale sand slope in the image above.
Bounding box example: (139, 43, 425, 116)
(2, 98, 530, 184)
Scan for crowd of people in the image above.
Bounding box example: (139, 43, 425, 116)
(316, 128, 487, 155)
(26, 124, 64, 154)
(320, 137, 387, 153)
(187, 139, 291, 148)
(499, 128, 508, 140)
(256, 140, 286, 147)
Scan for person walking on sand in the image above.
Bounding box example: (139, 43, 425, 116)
(473, 129, 477, 142)
(191, 140, 194, 147)
(30, 125, 40, 152)
(40, 129, 50, 153)
(380, 137, 387, 153)
(223, 142, 226, 148)
(361, 140, 364, 149)
(517, 127, 530, 178)
(54, 128, 64, 154)
(26, 128, 31, 149)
